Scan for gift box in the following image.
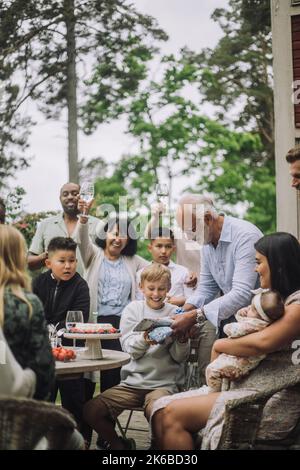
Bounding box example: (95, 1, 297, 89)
(148, 326, 173, 344)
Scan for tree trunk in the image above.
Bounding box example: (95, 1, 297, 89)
(64, 0, 78, 183)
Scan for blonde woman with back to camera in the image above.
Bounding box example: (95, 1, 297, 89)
(0, 225, 55, 400)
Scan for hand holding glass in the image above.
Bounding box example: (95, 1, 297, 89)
(80, 182, 94, 215)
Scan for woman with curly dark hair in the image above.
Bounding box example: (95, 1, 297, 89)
(75, 201, 148, 394)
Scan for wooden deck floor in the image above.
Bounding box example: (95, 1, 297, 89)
(90, 409, 150, 450)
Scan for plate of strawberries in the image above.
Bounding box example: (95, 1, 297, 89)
(52, 346, 77, 362)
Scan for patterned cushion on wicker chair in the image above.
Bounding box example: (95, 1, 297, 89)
(0, 396, 79, 450)
(198, 350, 300, 450)
(216, 386, 300, 450)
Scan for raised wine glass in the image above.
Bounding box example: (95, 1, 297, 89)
(80, 181, 94, 215)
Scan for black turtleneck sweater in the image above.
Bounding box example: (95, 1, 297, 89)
(32, 270, 90, 330)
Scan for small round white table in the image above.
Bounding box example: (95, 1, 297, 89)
(63, 332, 121, 359)
(55, 349, 130, 377)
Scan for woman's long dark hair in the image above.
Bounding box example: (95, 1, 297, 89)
(254, 232, 300, 299)
(95, 215, 138, 257)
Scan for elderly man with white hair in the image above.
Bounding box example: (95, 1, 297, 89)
(172, 194, 263, 385)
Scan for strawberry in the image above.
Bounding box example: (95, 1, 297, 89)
(65, 350, 74, 360)
(57, 351, 66, 361)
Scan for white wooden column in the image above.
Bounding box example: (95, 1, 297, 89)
(271, 0, 299, 237)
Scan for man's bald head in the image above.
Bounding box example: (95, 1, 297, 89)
(60, 182, 80, 196)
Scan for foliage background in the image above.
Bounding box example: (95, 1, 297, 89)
(1, 0, 275, 253)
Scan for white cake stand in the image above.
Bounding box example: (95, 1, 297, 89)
(63, 332, 121, 359)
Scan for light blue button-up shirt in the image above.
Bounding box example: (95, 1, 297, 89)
(186, 216, 263, 327)
(97, 257, 132, 317)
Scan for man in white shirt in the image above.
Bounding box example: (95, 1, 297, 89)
(136, 227, 194, 306)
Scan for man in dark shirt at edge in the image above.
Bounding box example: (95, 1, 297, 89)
(32, 236, 90, 444)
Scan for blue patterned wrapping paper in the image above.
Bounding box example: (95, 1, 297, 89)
(148, 326, 173, 344)
(146, 307, 185, 343)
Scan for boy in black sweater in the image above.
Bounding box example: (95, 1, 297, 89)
(33, 237, 90, 443)
(33, 237, 90, 330)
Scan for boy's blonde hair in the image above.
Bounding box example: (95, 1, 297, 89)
(0, 225, 32, 326)
(140, 263, 171, 287)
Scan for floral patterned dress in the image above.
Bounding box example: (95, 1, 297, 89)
(205, 312, 269, 391)
(3, 288, 55, 400)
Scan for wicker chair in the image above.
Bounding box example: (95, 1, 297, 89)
(217, 386, 300, 450)
(200, 350, 300, 450)
(0, 396, 80, 450)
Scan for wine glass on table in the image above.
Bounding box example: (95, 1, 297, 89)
(66, 310, 83, 348)
(80, 181, 94, 216)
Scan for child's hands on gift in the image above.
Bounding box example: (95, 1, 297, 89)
(143, 330, 158, 345)
(144, 326, 173, 345)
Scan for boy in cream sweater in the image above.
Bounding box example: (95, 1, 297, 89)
(83, 264, 190, 450)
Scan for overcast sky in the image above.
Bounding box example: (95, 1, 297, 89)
(9, 0, 228, 213)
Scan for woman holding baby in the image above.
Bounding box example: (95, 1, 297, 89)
(151, 232, 300, 449)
